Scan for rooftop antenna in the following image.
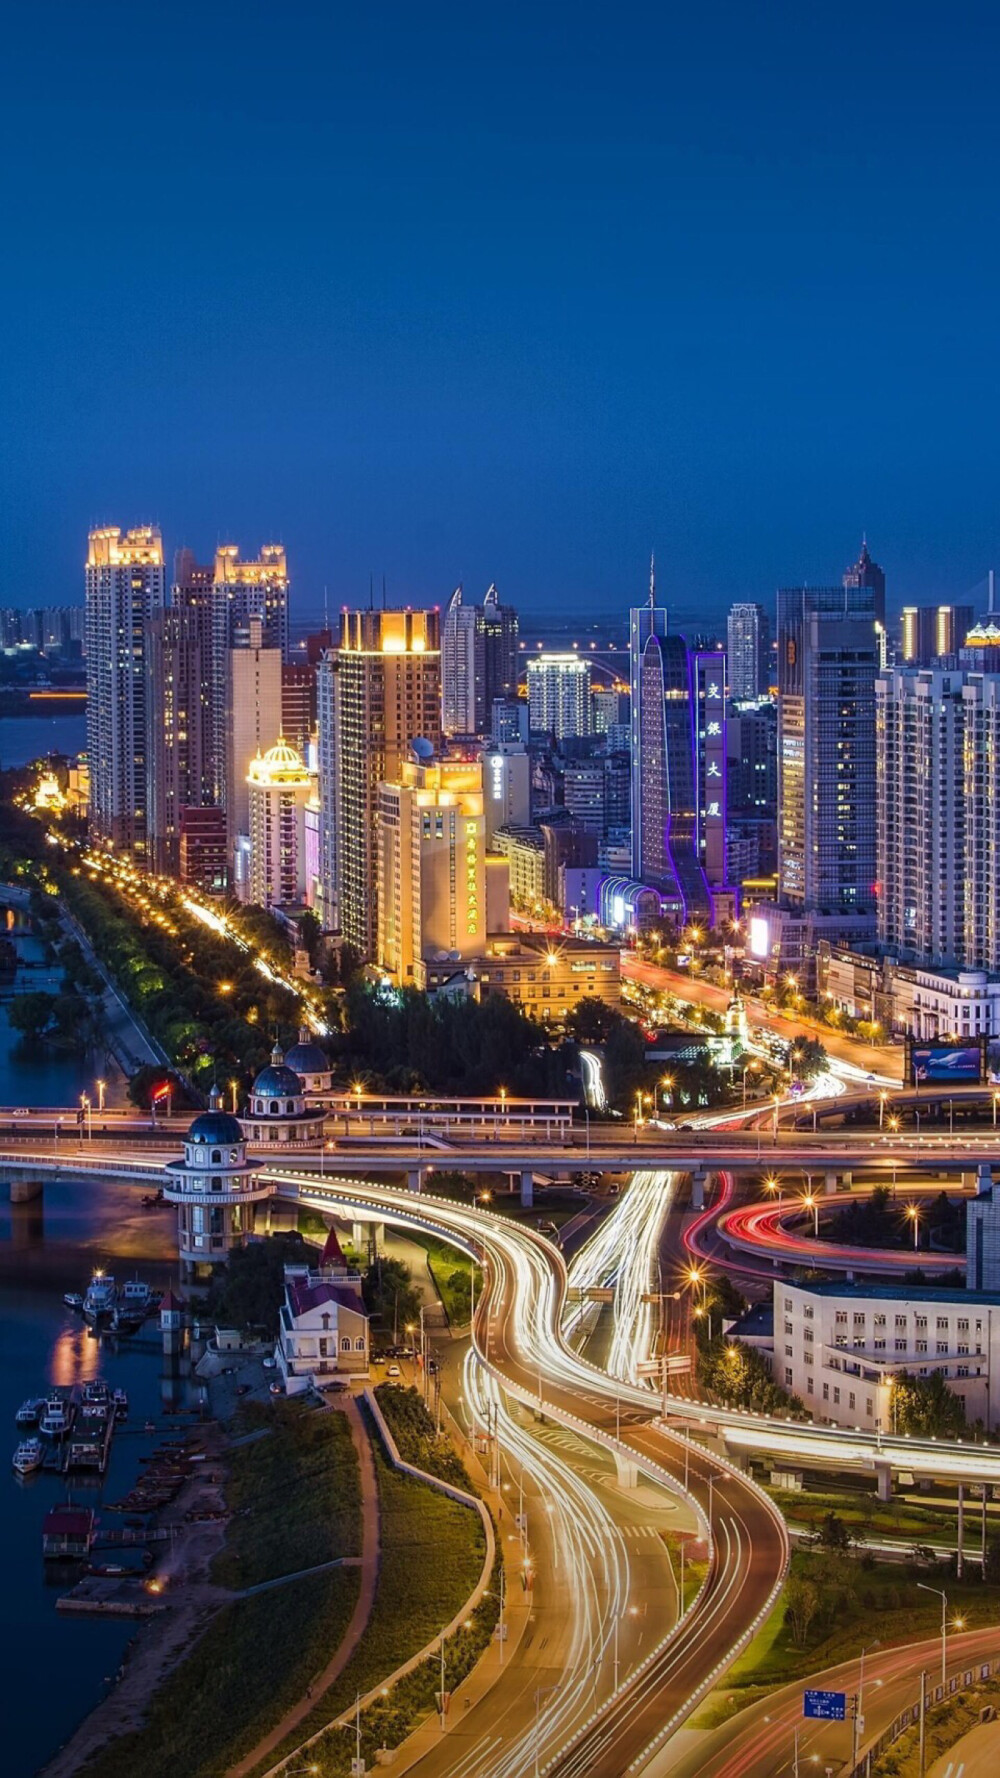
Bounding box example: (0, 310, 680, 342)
(368, 572, 374, 611)
(323, 584, 329, 632)
(382, 574, 387, 611)
(648, 551, 656, 609)
(990, 569, 996, 616)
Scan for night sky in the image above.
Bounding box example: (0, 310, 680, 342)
(4, 1, 1000, 619)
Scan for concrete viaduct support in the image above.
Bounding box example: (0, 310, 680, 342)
(520, 1169, 534, 1209)
(691, 1168, 708, 1211)
(612, 1447, 638, 1488)
(9, 1178, 43, 1204)
(407, 1167, 423, 1194)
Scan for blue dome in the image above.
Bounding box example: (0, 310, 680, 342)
(284, 1040, 329, 1075)
(252, 1064, 303, 1099)
(187, 1110, 244, 1145)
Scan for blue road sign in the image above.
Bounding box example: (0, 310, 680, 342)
(803, 1689, 847, 1720)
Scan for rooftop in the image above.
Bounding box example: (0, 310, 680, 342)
(786, 1281, 998, 1307)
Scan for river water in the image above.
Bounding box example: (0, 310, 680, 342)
(0, 712, 88, 772)
(0, 917, 187, 1776)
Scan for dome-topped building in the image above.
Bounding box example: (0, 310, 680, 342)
(163, 1085, 275, 1282)
(284, 1025, 334, 1096)
(241, 1042, 326, 1145)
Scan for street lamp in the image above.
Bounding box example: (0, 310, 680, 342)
(230, 1079, 240, 1114)
(95, 1078, 106, 1112)
(879, 1089, 889, 1129)
(802, 1192, 819, 1238)
(852, 1639, 881, 1766)
(80, 1092, 92, 1140)
(741, 1061, 759, 1109)
(660, 1075, 674, 1112)
(916, 1583, 955, 1690)
(907, 1204, 921, 1249)
(763, 1173, 782, 1203)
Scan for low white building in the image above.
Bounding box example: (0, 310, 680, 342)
(884, 963, 1000, 1042)
(277, 1251, 369, 1394)
(776, 1279, 1000, 1433)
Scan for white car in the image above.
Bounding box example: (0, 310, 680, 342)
(386, 1364, 401, 1378)
(262, 1356, 277, 1370)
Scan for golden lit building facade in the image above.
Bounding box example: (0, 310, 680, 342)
(85, 525, 166, 855)
(376, 753, 510, 984)
(212, 543, 290, 810)
(328, 609, 442, 958)
(247, 740, 314, 910)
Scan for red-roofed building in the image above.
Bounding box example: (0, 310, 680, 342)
(277, 1262, 369, 1393)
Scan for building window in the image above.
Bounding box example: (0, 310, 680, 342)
(822, 1383, 829, 1400)
(807, 1377, 814, 1394)
(355, 1336, 366, 1350)
(340, 1336, 351, 1351)
(785, 1368, 793, 1386)
(849, 1391, 856, 1410)
(833, 1387, 840, 1404)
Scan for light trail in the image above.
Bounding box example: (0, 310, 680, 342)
(564, 1170, 679, 1385)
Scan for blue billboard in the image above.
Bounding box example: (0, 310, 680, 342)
(910, 1042, 984, 1086)
(803, 1689, 846, 1720)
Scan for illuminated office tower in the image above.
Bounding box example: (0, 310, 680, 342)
(726, 602, 771, 700)
(226, 618, 284, 881)
(247, 740, 313, 910)
(900, 603, 975, 664)
(842, 536, 886, 628)
(85, 525, 166, 854)
(329, 608, 442, 958)
(526, 652, 592, 740)
(629, 599, 712, 923)
(316, 652, 338, 929)
(210, 543, 290, 809)
(777, 582, 878, 913)
(481, 582, 519, 712)
(441, 584, 481, 734)
(441, 582, 519, 736)
(876, 667, 967, 965)
(376, 751, 508, 984)
(478, 743, 531, 847)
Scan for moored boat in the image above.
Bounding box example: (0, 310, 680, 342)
(13, 1438, 43, 1476)
(113, 1389, 129, 1419)
(15, 1398, 44, 1428)
(83, 1271, 116, 1322)
(63, 1292, 84, 1310)
(38, 1395, 73, 1439)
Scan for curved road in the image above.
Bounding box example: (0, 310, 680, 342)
(275, 1170, 790, 1778)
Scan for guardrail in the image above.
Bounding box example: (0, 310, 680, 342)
(849, 1654, 1000, 1778)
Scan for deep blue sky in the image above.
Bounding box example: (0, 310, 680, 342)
(3, 1, 1000, 620)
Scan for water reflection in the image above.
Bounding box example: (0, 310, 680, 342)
(50, 1321, 101, 1388)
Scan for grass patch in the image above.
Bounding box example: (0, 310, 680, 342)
(79, 1569, 361, 1778)
(245, 1422, 494, 1777)
(213, 1400, 361, 1590)
(375, 1382, 475, 1490)
(410, 1232, 479, 1326)
(766, 1484, 969, 1544)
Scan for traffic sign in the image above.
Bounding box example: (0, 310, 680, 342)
(803, 1689, 846, 1720)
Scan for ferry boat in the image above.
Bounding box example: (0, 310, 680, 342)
(113, 1389, 129, 1419)
(15, 1398, 44, 1428)
(38, 1396, 73, 1439)
(83, 1271, 116, 1323)
(12, 1438, 43, 1476)
(120, 1278, 155, 1311)
(83, 1379, 109, 1405)
(63, 1292, 84, 1311)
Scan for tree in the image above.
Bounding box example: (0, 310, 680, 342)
(891, 1370, 965, 1438)
(789, 1037, 829, 1082)
(7, 991, 56, 1041)
(784, 1575, 820, 1648)
(208, 1232, 312, 1336)
(362, 1256, 422, 1337)
(809, 1511, 855, 1552)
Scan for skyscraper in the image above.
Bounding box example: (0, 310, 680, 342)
(842, 537, 886, 628)
(481, 582, 519, 712)
(726, 602, 771, 700)
(876, 667, 967, 966)
(326, 608, 442, 958)
(777, 581, 878, 914)
(145, 606, 212, 876)
(526, 653, 592, 740)
(629, 598, 712, 923)
(247, 739, 313, 910)
(226, 618, 284, 881)
(900, 603, 975, 664)
(85, 525, 166, 854)
(211, 543, 290, 812)
(441, 582, 519, 736)
(441, 585, 481, 735)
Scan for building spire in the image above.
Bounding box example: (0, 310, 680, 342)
(648, 551, 656, 608)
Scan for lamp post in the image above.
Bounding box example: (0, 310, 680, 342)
(852, 1639, 881, 1766)
(230, 1079, 239, 1114)
(741, 1062, 758, 1109)
(879, 1089, 888, 1129)
(660, 1075, 674, 1114)
(96, 1078, 106, 1113)
(907, 1204, 921, 1249)
(916, 1583, 950, 1690)
(802, 1192, 819, 1238)
(80, 1093, 92, 1140)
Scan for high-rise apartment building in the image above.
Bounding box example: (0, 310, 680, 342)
(526, 653, 592, 740)
(629, 601, 712, 923)
(726, 603, 771, 700)
(876, 667, 967, 966)
(777, 582, 878, 914)
(145, 606, 213, 876)
(226, 619, 284, 875)
(376, 752, 508, 984)
(247, 740, 313, 910)
(900, 603, 975, 664)
(326, 609, 442, 958)
(316, 652, 338, 930)
(210, 544, 290, 811)
(281, 663, 316, 757)
(962, 667, 1000, 973)
(479, 744, 531, 847)
(441, 583, 519, 736)
(85, 525, 166, 854)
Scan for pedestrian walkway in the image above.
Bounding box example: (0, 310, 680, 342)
(226, 1394, 380, 1778)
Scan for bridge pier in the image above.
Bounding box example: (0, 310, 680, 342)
(612, 1448, 638, 1488)
(874, 1461, 892, 1502)
(9, 1178, 43, 1204)
(407, 1167, 424, 1194)
(824, 1170, 838, 1195)
(520, 1169, 534, 1209)
(691, 1168, 707, 1211)
(978, 1162, 994, 1195)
